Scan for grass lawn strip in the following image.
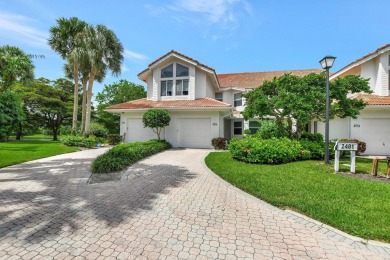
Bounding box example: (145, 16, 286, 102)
(205, 152, 390, 243)
(0, 140, 78, 168)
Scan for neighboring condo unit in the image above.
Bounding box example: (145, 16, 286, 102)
(311, 44, 390, 155)
(106, 50, 320, 148)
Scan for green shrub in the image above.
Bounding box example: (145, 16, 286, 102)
(301, 132, 324, 142)
(211, 137, 227, 150)
(299, 140, 324, 160)
(90, 122, 108, 138)
(60, 125, 72, 135)
(107, 134, 122, 145)
(253, 120, 288, 139)
(60, 135, 96, 148)
(229, 137, 302, 164)
(91, 140, 172, 173)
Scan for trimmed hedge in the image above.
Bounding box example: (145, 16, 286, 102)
(229, 137, 302, 164)
(91, 140, 172, 173)
(60, 135, 96, 148)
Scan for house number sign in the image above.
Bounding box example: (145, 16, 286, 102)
(334, 141, 358, 173)
(336, 142, 358, 151)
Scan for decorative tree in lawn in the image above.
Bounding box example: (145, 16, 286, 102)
(243, 73, 371, 138)
(142, 109, 170, 140)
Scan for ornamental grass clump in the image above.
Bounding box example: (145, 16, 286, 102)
(91, 140, 171, 173)
(229, 137, 302, 164)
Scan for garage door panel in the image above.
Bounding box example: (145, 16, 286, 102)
(179, 119, 211, 148)
(126, 118, 158, 142)
(358, 119, 390, 155)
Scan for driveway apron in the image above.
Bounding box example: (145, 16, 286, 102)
(0, 148, 388, 259)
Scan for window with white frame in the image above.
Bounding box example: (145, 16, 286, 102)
(215, 92, 223, 102)
(249, 121, 261, 134)
(233, 121, 243, 135)
(160, 63, 189, 96)
(234, 93, 242, 107)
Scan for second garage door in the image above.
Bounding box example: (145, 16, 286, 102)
(178, 119, 211, 148)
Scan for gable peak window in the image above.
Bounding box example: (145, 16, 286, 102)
(160, 63, 189, 96)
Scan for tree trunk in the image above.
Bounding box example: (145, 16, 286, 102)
(53, 128, 58, 141)
(16, 122, 22, 140)
(80, 76, 88, 134)
(84, 68, 96, 137)
(71, 63, 79, 135)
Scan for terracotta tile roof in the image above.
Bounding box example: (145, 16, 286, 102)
(217, 69, 323, 89)
(138, 50, 216, 77)
(106, 97, 232, 110)
(333, 43, 390, 77)
(353, 94, 390, 106)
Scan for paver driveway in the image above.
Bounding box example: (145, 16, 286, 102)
(0, 148, 389, 260)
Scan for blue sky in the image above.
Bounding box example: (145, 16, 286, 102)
(1, 0, 389, 97)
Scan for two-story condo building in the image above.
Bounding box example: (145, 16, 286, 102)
(106, 50, 320, 148)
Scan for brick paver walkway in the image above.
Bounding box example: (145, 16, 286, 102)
(0, 148, 389, 259)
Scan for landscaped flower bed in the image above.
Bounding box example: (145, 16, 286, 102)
(91, 140, 171, 173)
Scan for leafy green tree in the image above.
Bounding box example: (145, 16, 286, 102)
(142, 109, 170, 140)
(0, 91, 24, 141)
(16, 78, 74, 140)
(96, 80, 146, 133)
(81, 24, 124, 136)
(243, 73, 371, 138)
(48, 17, 88, 135)
(0, 45, 35, 91)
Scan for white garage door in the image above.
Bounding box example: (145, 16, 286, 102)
(358, 119, 390, 155)
(178, 119, 211, 148)
(126, 118, 158, 142)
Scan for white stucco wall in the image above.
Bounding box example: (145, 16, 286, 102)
(314, 118, 350, 140)
(360, 51, 390, 96)
(195, 69, 206, 99)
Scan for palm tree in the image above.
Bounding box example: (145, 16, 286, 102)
(48, 17, 88, 135)
(82, 24, 123, 136)
(64, 61, 105, 134)
(0, 45, 35, 91)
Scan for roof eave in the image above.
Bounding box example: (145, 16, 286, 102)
(105, 107, 232, 113)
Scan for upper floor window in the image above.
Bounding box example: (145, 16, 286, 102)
(160, 63, 189, 96)
(215, 92, 223, 102)
(176, 64, 189, 77)
(161, 64, 173, 78)
(234, 93, 242, 107)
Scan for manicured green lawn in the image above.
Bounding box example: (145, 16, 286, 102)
(0, 140, 79, 168)
(205, 152, 390, 242)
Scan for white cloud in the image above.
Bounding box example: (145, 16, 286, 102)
(124, 49, 148, 64)
(0, 11, 49, 48)
(146, 0, 252, 40)
(121, 64, 129, 72)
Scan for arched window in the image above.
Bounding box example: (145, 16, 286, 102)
(160, 63, 189, 96)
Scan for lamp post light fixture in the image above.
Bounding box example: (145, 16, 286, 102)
(319, 55, 336, 164)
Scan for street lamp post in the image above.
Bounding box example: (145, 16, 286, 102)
(319, 56, 336, 164)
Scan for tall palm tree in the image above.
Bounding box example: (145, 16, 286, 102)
(64, 61, 105, 134)
(82, 24, 123, 136)
(48, 17, 88, 135)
